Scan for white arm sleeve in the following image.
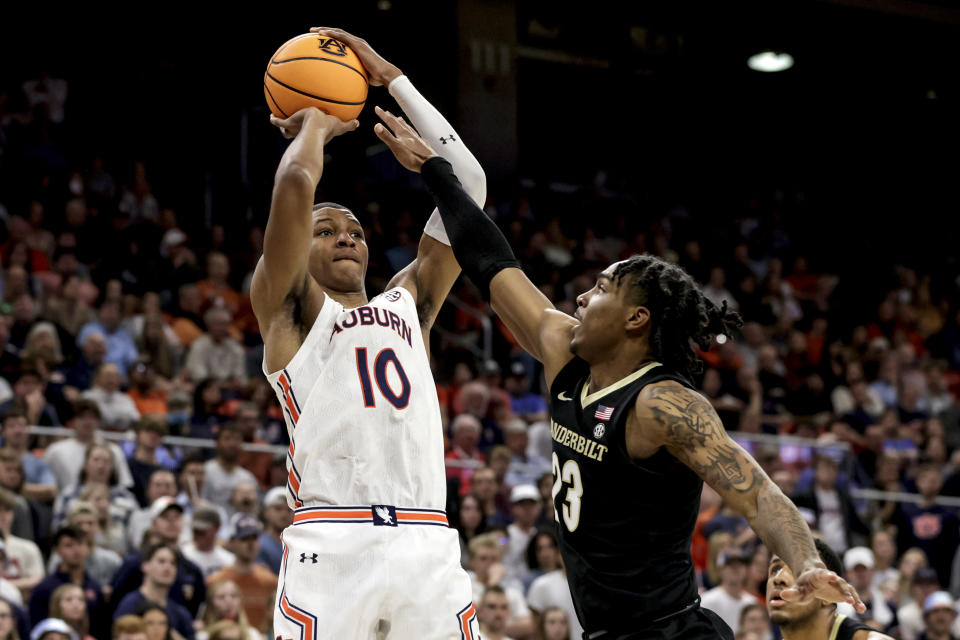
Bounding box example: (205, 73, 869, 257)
(388, 75, 486, 245)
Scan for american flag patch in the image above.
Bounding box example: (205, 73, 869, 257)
(594, 405, 614, 420)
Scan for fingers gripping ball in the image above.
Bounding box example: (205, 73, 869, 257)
(264, 34, 369, 122)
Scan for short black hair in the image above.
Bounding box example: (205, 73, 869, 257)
(178, 451, 206, 474)
(0, 407, 27, 427)
(216, 422, 242, 440)
(313, 202, 353, 214)
(142, 541, 178, 563)
(52, 525, 86, 547)
(134, 601, 168, 620)
(814, 538, 844, 577)
(70, 398, 101, 421)
(611, 254, 742, 379)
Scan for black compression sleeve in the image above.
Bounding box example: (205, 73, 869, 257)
(421, 156, 520, 300)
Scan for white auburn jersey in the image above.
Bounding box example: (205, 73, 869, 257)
(263, 287, 447, 511)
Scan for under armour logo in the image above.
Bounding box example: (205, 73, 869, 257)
(299, 553, 318, 563)
(439, 134, 457, 145)
(373, 504, 398, 527)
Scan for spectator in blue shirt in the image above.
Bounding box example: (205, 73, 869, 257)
(0, 408, 57, 503)
(114, 542, 195, 640)
(76, 301, 138, 378)
(504, 361, 548, 423)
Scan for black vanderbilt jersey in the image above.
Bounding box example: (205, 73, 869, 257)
(549, 357, 703, 633)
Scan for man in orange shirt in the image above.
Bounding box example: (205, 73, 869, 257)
(206, 513, 277, 633)
(128, 361, 168, 417)
(196, 252, 241, 315)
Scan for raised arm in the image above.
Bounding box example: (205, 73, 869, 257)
(250, 108, 357, 368)
(635, 381, 866, 612)
(375, 114, 576, 382)
(312, 27, 485, 331)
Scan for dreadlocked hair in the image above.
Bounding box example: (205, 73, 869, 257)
(612, 254, 743, 380)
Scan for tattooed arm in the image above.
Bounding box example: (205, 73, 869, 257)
(631, 380, 865, 612)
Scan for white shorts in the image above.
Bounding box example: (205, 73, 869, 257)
(274, 505, 479, 640)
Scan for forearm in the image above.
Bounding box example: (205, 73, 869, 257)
(749, 482, 823, 575)
(21, 483, 57, 503)
(389, 75, 485, 204)
(276, 114, 330, 183)
(421, 157, 518, 299)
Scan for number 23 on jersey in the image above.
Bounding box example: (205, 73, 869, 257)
(552, 452, 583, 532)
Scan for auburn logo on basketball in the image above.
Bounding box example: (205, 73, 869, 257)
(317, 38, 348, 56)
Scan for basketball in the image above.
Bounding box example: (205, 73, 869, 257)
(264, 33, 369, 122)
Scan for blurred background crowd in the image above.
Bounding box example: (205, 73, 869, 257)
(1, 2, 959, 640)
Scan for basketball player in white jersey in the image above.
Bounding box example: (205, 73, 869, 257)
(252, 28, 483, 640)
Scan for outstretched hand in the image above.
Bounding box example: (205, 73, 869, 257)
(309, 27, 403, 87)
(269, 107, 358, 141)
(374, 106, 437, 173)
(782, 566, 866, 614)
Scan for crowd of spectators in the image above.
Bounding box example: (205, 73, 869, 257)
(1, 70, 959, 640)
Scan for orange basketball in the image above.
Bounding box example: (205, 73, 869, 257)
(264, 34, 369, 122)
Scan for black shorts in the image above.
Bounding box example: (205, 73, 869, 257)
(584, 605, 734, 640)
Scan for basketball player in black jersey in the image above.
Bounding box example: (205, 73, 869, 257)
(373, 112, 865, 639)
(769, 539, 893, 640)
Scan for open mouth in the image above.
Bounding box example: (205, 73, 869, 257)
(768, 591, 787, 607)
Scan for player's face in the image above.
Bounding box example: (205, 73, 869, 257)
(570, 262, 643, 363)
(767, 555, 823, 626)
(308, 208, 369, 293)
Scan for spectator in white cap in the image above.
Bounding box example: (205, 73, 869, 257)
(109, 496, 207, 619)
(254, 487, 291, 574)
(29, 618, 77, 640)
(899, 568, 951, 640)
(921, 591, 958, 640)
(844, 546, 895, 630)
(504, 484, 542, 584)
(126, 469, 178, 551)
(147, 496, 184, 545)
(181, 506, 234, 578)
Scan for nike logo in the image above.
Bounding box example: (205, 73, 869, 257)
(558, 392, 572, 401)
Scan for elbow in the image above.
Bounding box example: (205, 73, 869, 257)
(461, 164, 487, 207)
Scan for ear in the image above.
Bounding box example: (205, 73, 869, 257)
(625, 306, 651, 333)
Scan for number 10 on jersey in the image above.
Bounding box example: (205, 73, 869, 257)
(355, 347, 411, 409)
